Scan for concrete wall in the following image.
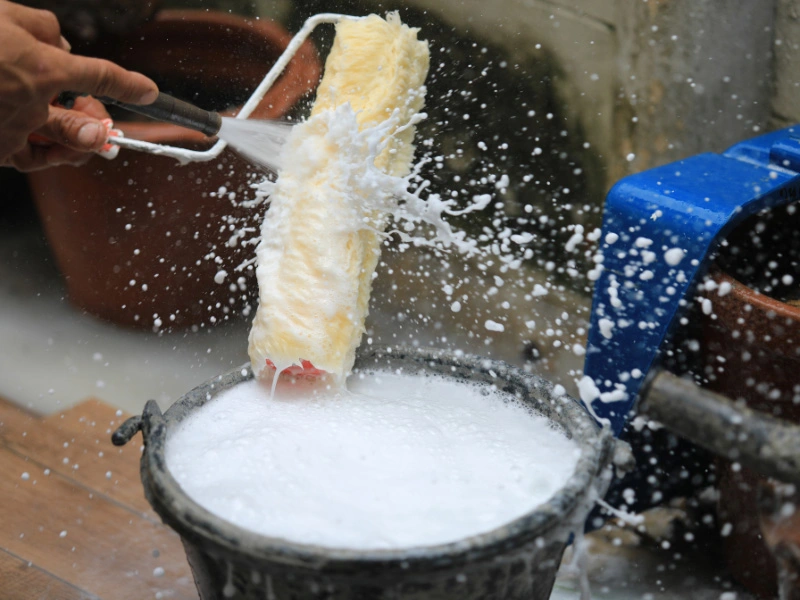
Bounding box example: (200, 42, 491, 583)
(774, 0, 800, 126)
(377, 0, 619, 184)
(367, 0, 778, 190)
(616, 0, 775, 181)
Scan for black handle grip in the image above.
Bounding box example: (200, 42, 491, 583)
(58, 91, 222, 137)
(98, 92, 222, 137)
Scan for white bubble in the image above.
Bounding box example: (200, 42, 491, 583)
(599, 318, 614, 339)
(484, 320, 505, 332)
(664, 247, 685, 266)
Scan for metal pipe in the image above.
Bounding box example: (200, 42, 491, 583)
(640, 370, 800, 486)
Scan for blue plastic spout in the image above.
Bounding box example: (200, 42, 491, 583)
(584, 126, 800, 436)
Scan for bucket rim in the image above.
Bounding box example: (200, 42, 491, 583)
(139, 345, 612, 573)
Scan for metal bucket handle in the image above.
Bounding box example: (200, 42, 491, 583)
(112, 399, 165, 446)
(640, 370, 800, 485)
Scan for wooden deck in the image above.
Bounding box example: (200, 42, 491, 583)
(0, 397, 198, 599)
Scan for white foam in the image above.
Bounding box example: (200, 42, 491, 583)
(166, 371, 581, 550)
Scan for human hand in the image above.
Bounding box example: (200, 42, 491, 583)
(13, 94, 121, 171)
(0, 0, 158, 171)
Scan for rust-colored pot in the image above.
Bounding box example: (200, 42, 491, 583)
(702, 267, 800, 598)
(28, 10, 320, 329)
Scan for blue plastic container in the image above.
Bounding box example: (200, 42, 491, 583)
(583, 126, 800, 513)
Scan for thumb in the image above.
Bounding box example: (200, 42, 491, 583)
(35, 105, 108, 152)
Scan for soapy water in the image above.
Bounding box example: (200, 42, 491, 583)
(217, 117, 295, 173)
(166, 370, 581, 550)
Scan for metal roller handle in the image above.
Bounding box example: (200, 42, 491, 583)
(640, 370, 800, 486)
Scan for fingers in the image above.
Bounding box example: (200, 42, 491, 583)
(10, 102, 110, 171)
(44, 143, 93, 168)
(44, 44, 158, 105)
(3, 143, 48, 171)
(36, 105, 108, 152)
(72, 95, 111, 121)
(7, 141, 90, 172)
(2, 2, 63, 48)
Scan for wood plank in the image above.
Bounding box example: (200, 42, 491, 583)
(0, 398, 151, 514)
(0, 444, 197, 600)
(0, 547, 98, 600)
(42, 398, 127, 436)
(0, 397, 39, 442)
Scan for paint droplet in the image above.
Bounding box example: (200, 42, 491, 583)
(664, 247, 685, 266)
(484, 320, 504, 333)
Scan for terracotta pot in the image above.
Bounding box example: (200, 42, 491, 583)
(701, 209, 800, 598)
(18, 0, 160, 44)
(28, 10, 320, 329)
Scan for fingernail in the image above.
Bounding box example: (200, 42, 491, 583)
(60, 35, 72, 52)
(77, 122, 103, 148)
(99, 145, 120, 160)
(139, 89, 159, 105)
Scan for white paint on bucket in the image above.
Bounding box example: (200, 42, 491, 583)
(166, 371, 581, 550)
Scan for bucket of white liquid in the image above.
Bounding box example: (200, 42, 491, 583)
(113, 346, 616, 600)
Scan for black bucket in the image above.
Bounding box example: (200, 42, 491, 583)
(113, 346, 616, 600)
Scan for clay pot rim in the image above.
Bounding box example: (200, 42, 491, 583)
(711, 268, 800, 321)
(115, 9, 320, 146)
(707, 268, 799, 359)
